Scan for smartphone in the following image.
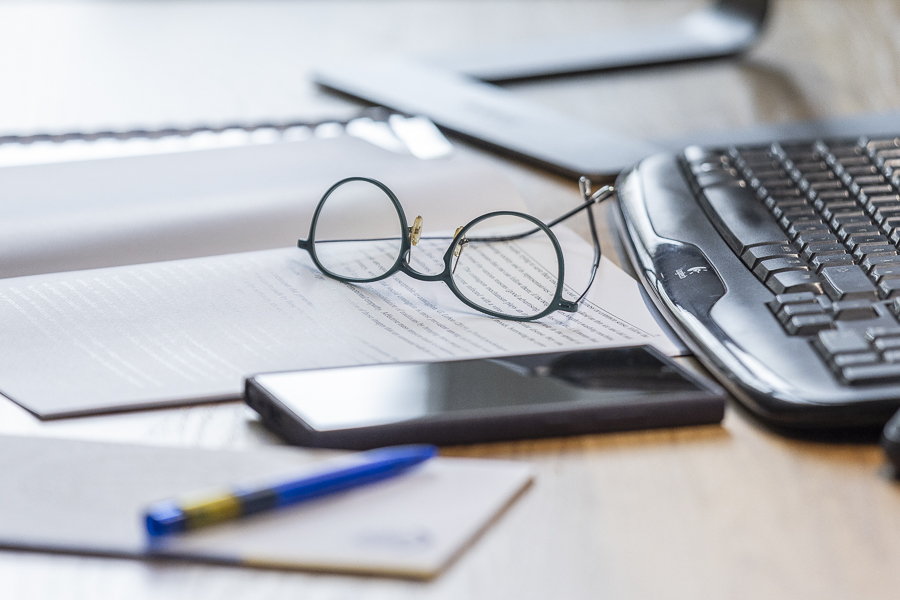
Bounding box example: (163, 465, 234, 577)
(244, 346, 726, 449)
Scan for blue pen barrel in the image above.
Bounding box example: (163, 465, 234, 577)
(270, 451, 430, 507)
(234, 488, 281, 515)
(145, 444, 438, 536)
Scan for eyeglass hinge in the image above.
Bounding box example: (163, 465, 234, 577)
(557, 300, 579, 313)
(579, 176, 616, 203)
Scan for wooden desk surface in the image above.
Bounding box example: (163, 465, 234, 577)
(2, 1, 900, 598)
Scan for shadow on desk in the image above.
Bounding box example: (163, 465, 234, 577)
(440, 422, 729, 459)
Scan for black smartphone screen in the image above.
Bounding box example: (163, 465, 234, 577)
(247, 347, 723, 443)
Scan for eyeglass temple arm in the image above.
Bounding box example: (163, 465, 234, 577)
(567, 179, 613, 305)
(462, 183, 615, 245)
(543, 183, 616, 230)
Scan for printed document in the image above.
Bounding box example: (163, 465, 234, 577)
(0, 229, 680, 417)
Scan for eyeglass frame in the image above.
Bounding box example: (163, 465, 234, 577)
(297, 176, 615, 322)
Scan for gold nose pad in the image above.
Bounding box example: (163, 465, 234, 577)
(452, 226, 466, 257)
(451, 226, 468, 274)
(409, 216, 424, 246)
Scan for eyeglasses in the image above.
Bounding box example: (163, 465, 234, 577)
(297, 176, 615, 321)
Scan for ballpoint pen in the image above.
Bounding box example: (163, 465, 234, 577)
(145, 444, 437, 536)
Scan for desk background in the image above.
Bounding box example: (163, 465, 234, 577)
(1, 1, 899, 598)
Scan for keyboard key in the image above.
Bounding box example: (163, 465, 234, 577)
(753, 257, 808, 281)
(741, 243, 798, 268)
(844, 164, 879, 176)
(859, 184, 895, 197)
(810, 254, 854, 272)
(792, 161, 827, 172)
(852, 243, 897, 261)
(768, 292, 817, 312)
(830, 145, 864, 158)
(851, 175, 886, 186)
(794, 232, 840, 249)
(788, 222, 831, 240)
(776, 302, 826, 324)
(767, 197, 808, 212)
(785, 314, 833, 335)
(878, 278, 900, 298)
(841, 363, 900, 384)
(865, 203, 898, 220)
(805, 171, 836, 182)
(778, 206, 818, 221)
(871, 265, 900, 281)
(831, 300, 878, 321)
(861, 255, 900, 273)
(765, 188, 801, 199)
(877, 209, 900, 225)
(800, 243, 845, 261)
(834, 156, 870, 168)
(829, 212, 871, 229)
(819, 202, 858, 220)
(832, 352, 880, 368)
(819, 265, 878, 300)
(866, 138, 900, 151)
(884, 220, 900, 237)
(862, 194, 900, 208)
(808, 180, 844, 191)
(845, 234, 889, 249)
(865, 325, 900, 340)
(837, 224, 880, 241)
(873, 336, 900, 351)
(873, 206, 900, 223)
(815, 329, 870, 355)
(782, 216, 824, 231)
(701, 185, 790, 254)
(766, 270, 822, 295)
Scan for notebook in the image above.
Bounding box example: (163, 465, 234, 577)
(0, 435, 533, 579)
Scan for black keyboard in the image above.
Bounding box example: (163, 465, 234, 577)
(615, 136, 900, 427)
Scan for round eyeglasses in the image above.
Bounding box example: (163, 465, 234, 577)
(297, 176, 615, 321)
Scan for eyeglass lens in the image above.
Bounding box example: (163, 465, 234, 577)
(313, 180, 405, 282)
(452, 214, 560, 319)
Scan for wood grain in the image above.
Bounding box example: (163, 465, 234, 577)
(1, 1, 899, 598)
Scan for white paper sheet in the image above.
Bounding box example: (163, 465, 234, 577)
(0, 227, 680, 417)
